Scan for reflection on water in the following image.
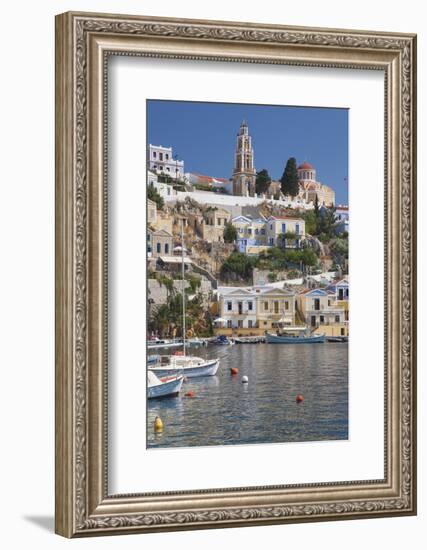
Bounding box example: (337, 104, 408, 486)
(147, 343, 348, 449)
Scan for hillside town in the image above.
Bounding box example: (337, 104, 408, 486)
(147, 120, 349, 342)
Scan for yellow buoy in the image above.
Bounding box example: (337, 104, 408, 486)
(154, 416, 164, 432)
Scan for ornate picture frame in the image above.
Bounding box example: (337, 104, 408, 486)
(55, 11, 417, 537)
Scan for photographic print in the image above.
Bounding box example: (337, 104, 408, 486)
(146, 100, 349, 449)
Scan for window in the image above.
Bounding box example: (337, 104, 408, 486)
(328, 299, 331, 306)
(227, 301, 232, 311)
(247, 228, 252, 235)
(295, 224, 300, 234)
(341, 328, 345, 336)
(261, 228, 265, 235)
(227, 320, 232, 328)
(166, 167, 170, 172)
(152, 151, 157, 158)
(165, 153, 169, 160)
(320, 315, 325, 323)
(238, 320, 243, 328)
(248, 320, 253, 328)
(270, 224, 273, 230)
(274, 301, 279, 313)
(284, 301, 289, 310)
(255, 228, 259, 235)
(156, 243, 161, 253)
(314, 298, 320, 311)
(248, 301, 253, 311)
(282, 223, 286, 233)
(159, 152, 163, 161)
(264, 301, 269, 311)
(269, 238, 274, 245)
(335, 315, 340, 323)
(165, 243, 169, 254)
(238, 302, 243, 315)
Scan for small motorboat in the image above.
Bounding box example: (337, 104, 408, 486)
(147, 370, 184, 399)
(214, 335, 234, 346)
(148, 355, 220, 378)
(266, 327, 325, 344)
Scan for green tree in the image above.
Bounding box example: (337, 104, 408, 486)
(147, 183, 164, 209)
(303, 210, 317, 235)
(220, 252, 258, 282)
(255, 169, 271, 195)
(223, 222, 238, 243)
(317, 205, 337, 239)
(280, 157, 299, 197)
(330, 237, 349, 266)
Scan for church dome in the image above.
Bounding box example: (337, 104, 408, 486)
(298, 162, 314, 170)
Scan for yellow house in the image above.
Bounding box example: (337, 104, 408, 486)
(266, 216, 305, 247)
(254, 287, 296, 330)
(297, 287, 348, 337)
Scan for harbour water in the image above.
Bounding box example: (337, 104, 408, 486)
(147, 343, 348, 449)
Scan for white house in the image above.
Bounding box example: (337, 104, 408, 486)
(147, 169, 176, 199)
(218, 288, 257, 329)
(147, 144, 185, 180)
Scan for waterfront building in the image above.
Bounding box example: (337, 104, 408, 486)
(215, 286, 296, 335)
(327, 277, 349, 324)
(254, 287, 296, 330)
(218, 288, 258, 330)
(297, 162, 335, 207)
(147, 198, 157, 225)
(297, 286, 348, 336)
(147, 144, 185, 180)
(232, 121, 256, 197)
(147, 228, 173, 258)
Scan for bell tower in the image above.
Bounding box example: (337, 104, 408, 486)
(232, 120, 256, 196)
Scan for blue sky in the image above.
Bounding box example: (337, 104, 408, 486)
(147, 100, 348, 205)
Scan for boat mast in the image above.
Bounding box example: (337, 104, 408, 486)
(181, 218, 186, 356)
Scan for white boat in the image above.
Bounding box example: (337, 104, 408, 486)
(149, 355, 220, 378)
(147, 370, 184, 399)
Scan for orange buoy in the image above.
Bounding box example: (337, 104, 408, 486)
(184, 390, 195, 397)
(230, 367, 239, 375)
(296, 394, 304, 403)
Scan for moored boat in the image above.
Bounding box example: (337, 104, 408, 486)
(214, 335, 234, 346)
(266, 327, 325, 344)
(147, 370, 184, 399)
(149, 355, 220, 378)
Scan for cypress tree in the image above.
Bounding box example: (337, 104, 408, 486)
(280, 157, 299, 197)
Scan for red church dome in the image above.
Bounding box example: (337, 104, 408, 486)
(298, 162, 314, 170)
